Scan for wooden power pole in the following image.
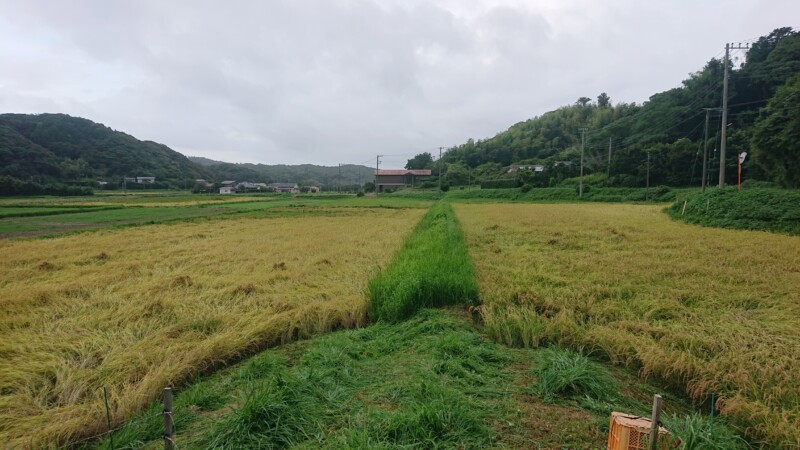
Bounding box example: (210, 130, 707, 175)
(579, 128, 588, 197)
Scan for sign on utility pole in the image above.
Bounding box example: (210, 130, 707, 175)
(738, 152, 747, 191)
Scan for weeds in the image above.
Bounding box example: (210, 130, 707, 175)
(663, 412, 749, 450)
(529, 347, 618, 404)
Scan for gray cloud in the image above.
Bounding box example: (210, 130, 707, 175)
(1, 0, 797, 166)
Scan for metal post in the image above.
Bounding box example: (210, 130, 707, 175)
(103, 387, 114, 450)
(648, 394, 663, 450)
(163, 387, 173, 450)
(646, 151, 651, 201)
(607, 137, 612, 180)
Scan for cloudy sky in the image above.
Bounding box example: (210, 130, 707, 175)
(1, 1, 796, 167)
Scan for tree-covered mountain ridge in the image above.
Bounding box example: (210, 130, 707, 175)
(187, 157, 375, 190)
(426, 27, 800, 188)
(0, 113, 373, 191)
(0, 113, 209, 187)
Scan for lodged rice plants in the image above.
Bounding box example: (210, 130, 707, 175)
(0, 207, 423, 447)
(455, 202, 800, 447)
(368, 202, 478, 322)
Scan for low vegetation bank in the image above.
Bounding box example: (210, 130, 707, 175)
(667, 187, 800, 234)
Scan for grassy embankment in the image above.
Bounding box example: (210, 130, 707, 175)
(386, 186, 685, 203)
(667, 187, 800, 235)
(368, 202, 478, 322)
(456, 202, 800, 447)
(0, 206, 423, 447)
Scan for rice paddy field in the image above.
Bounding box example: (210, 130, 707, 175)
(0, 203, 424, 447)
(455, 203, 800, 446)
(2, 193, 798, 448)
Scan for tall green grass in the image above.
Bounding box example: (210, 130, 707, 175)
(368, 202, 478, 322)
(667, 187, 800, 234)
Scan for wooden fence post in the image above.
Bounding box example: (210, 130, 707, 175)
(163, 387, 173, 450)
(648, 394, 663, 450)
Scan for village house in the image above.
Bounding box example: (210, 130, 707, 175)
(219, 186, 235, 194)
(507, 164, 544, 174)
(269, 182, 300, 193)
(308, 186, 320, 193)
(374, 169, 431, 192)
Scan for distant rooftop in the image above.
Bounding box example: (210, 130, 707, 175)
(374, 169, 432, 176)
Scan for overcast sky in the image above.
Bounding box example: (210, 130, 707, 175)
(1, 1, 797, 167)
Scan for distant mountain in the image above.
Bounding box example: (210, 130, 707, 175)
(188, 157, 374, 188)
(0, 113, 209, 186)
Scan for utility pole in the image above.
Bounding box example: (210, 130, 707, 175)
(579, 128, 588, 197)
(646, 150, 651, 201)
(719, 42, 749, 188)
(701, 108, 720, 192)
(607, 137, 612, 179)
(375, 155, 382, 194)
(338, 163, 341, 192)
(438, 146, 445, 192)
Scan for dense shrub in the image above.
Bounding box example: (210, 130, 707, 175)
(0, 175, 93, 196)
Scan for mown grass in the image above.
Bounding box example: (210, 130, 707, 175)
(88, 310, 743, 449)
(0, 207, 423, 447)
(667, 187, 800, 235)
(368, 202, 478, 322)
(456, 203, 800, 447)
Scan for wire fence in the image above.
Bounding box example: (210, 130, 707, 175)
(58, 387, 175, 450)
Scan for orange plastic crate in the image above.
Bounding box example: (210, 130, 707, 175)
(607, 412, 671, 450)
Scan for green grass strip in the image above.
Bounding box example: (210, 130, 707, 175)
(368, 202, 478, 322)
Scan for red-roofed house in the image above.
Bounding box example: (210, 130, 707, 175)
(374, 169, 432, 192)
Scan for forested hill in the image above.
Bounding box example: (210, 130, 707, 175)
(0, 113, 209, 186)
(188, 157, 375, 189)
(432, 27, 800, 188)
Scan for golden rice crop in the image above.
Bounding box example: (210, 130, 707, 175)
(0, 207, 423, 447)
(454, 203, 800, 447)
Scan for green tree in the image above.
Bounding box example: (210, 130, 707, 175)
(443, 163, 469, 186)
(751, 74, 800, 187)
(405, 152, 434, 170)
(597, 92, 611, 108)
(576, 97, 592, 107)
